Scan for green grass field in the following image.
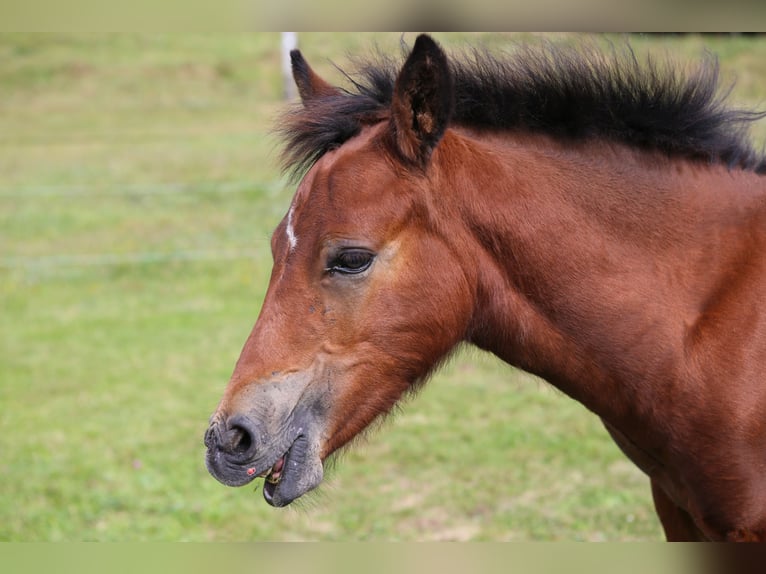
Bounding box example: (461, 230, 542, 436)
(2, 33, 766, 541)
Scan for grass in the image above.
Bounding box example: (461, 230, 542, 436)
(2, 32, 766, 541)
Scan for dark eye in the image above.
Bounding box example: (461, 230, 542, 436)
(325, 249, 375, 276)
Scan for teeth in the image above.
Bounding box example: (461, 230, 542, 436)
(265, 468, 282, 485)
(262, 456, 286, 485)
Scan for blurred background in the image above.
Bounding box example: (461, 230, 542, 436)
(2, 32, 765, 541)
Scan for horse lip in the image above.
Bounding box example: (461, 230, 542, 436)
(207, 439, 289, 486)
(262, 436, 300, 506)
(205, 446, 252, 487)
(263, 434, 318, 507)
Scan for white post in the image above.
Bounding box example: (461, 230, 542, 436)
(281, 32, 298, 100)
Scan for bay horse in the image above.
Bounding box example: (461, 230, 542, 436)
(204, 34, 766, 541)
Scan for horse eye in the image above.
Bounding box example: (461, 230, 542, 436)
(326, 249, 375, 276)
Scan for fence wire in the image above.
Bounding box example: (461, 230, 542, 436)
(0, 179, 280, 273)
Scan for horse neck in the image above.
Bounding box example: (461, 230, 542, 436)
(435, 128, 766, 419)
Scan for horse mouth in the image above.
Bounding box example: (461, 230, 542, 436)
(205, 401, 326, 506)
(261, 452, 287, 503)
(204, 425, 297, 492)
(205, 430, 320, 507)
(260, 454, 286, 485)
(259, 434, 319, 507)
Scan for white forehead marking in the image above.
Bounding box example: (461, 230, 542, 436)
(282, 134, 358, 254)
(285, 178, 309, 252)
(285, 206, 298, 251)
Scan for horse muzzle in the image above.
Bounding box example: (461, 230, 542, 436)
(203, 376, 328, 506)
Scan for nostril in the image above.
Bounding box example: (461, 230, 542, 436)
(205, 415, 259, 462)
(227, 424, 253, 456)
(218, 415, 259, 461)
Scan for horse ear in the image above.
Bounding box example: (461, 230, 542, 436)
(290, 50, 341, 104)
(390, 34, 454, 166)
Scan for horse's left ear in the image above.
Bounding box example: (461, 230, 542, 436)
(291, 50, 341, 104)
(390, 34, 454, 167)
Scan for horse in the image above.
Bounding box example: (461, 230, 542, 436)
(204, 34, 766, 541)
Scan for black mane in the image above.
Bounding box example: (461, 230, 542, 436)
(279, 39, 766, 179)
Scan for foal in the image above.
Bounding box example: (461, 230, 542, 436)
(205, 35, 766, 540)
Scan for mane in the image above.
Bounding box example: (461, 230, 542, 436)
(279, 40, 766, 179)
